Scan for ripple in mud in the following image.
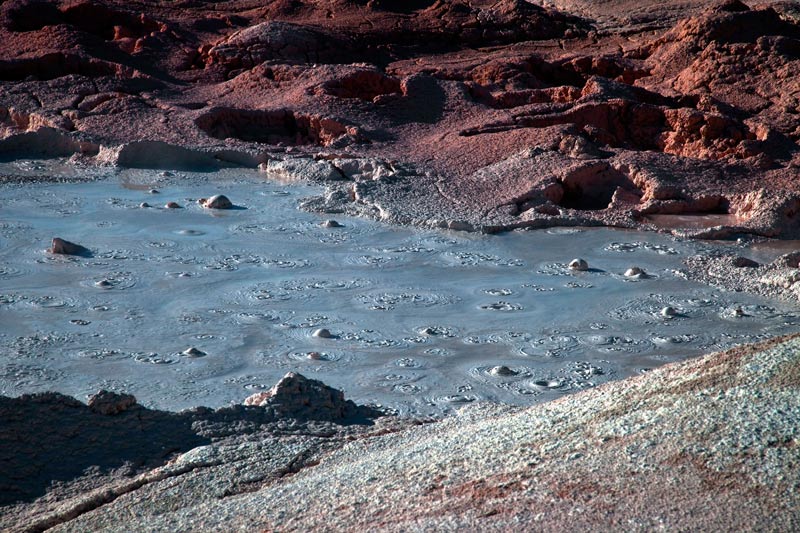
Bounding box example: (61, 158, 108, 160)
(70, 348, 128, 360)
(442, 251, 524, 267)
(395, 357, 422, 368)
(357, 290, 458, 311)
(523, 334, 581, 357)
(133, 352, 178, 365)
(605, 241, 680, 255)
(340, 329, 406, 348)
(0, 265, 26, 279)
(0, 363, 64, 387)
(479, 301, 523, 311)
(470, 365, 532, 381)
(484, 288, 513, 296)
(95, 249, 148, 262)
(426, 393, 479, 405)
(343, 254, 398, 267)
(27, 296, 74, 309)
(417, 325, 458, 337)
(578, 334, 652, 353)
(82, 271, 137, 290)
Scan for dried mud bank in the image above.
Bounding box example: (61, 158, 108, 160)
(2, 336, 799, 532)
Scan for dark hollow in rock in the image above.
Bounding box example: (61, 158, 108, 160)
(0, 53, 119, 81)
(557, 164, 642, 211)
(196, 108, 359, 146)
(3, 0, 62, 32)
(59, 1, 162, 40)
(364, 0, 438, 14)
(732, 256, 759, 268)
(321, 71, 402, 102)
(4, 0, 160, 38)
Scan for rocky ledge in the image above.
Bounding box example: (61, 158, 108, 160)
(2, 336, 799, 531)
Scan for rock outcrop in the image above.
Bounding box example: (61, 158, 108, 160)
(0, 0, 799, 237)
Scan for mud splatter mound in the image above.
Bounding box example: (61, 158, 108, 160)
(244, 372, 381, 422)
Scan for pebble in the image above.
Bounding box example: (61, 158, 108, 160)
(624, 266, 646, 278)
(312, 328, 333, 338)
(322, 220, 343, 228)
(489, 365, 517, 376)
(182, 347, 206, 357)
(661, 306, 678, 318)
(200, 194, 233, 209)
(165, 201, 181, 209)
(568, 258, 589, 271)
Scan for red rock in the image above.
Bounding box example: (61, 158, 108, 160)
(49, 237, 89, 255)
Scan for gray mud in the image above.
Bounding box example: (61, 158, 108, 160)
(1, 161, 799, 416)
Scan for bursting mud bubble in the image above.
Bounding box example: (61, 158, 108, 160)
(1, 162, 799, 415)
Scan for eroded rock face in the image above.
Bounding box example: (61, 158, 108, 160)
(1, 0, 800, 238)
(202, 22, 355, 69)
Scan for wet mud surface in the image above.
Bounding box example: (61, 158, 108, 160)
(1, 163, 799, 415)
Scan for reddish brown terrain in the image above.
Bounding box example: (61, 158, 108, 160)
(1, 0, 800, 236)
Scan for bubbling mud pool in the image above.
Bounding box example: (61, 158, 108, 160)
(1, 163, 799, 416)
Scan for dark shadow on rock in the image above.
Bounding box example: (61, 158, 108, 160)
(0, 373, 383, 506)
(0, 392, 207, 506)
(392, 74, 447, 125)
